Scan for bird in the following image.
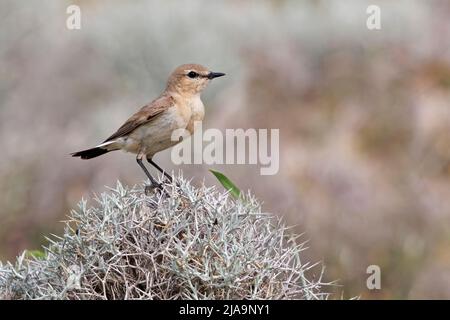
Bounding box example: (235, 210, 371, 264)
(71, 63, 225, 190)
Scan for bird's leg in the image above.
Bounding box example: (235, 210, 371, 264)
(136, 154, 161, 192)
(147, 157, 173, 183)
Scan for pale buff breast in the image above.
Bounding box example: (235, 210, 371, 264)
(186, 95, 205, 135)
(117, 96, 204, 156)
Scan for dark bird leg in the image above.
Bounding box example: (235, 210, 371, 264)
(147, 157, 173, 183)
(136, 154, 161, 191)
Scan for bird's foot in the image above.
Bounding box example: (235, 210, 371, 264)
(166, 177, 174, 184)
(168, 178, 182, 189)
(144, 182, 163, 195)
(162, 173, 174, 184)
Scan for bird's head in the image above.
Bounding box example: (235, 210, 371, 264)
(166, 64, 225, 97)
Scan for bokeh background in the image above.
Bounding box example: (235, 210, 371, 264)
(1, 0, 450, 299)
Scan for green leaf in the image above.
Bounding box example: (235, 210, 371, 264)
(26, 249, 46, 260)
(210, 170, 241, 199)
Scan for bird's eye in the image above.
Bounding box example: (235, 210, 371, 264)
(187, 71, 198, 79)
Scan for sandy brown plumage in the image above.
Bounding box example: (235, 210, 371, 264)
(104, 94, 175, 143)
(71, 63, 225, 188)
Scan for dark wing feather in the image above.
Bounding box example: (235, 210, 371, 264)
(104, 95, 174, 142)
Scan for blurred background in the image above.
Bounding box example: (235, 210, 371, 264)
(1, 0, 450, 299)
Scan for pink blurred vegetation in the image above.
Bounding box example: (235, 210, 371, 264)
(1, 0, 450, 299)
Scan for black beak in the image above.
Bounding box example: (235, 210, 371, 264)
(207, 72, 226, 79)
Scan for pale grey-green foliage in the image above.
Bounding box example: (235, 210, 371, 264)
(0, 176, 329, 300)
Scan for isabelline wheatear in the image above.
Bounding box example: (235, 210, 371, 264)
(71, 64, 225, 189)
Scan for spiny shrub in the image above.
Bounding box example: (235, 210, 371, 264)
(0, 175, 330, 300)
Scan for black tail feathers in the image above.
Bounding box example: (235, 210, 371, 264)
(71, 147, 110, 159)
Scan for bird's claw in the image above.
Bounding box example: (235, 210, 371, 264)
(144, 183, 163, 195)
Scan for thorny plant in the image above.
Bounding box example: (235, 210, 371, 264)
(0, 175, 331, 300)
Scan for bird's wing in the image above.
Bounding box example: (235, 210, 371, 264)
(104, 94, 174, 142)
